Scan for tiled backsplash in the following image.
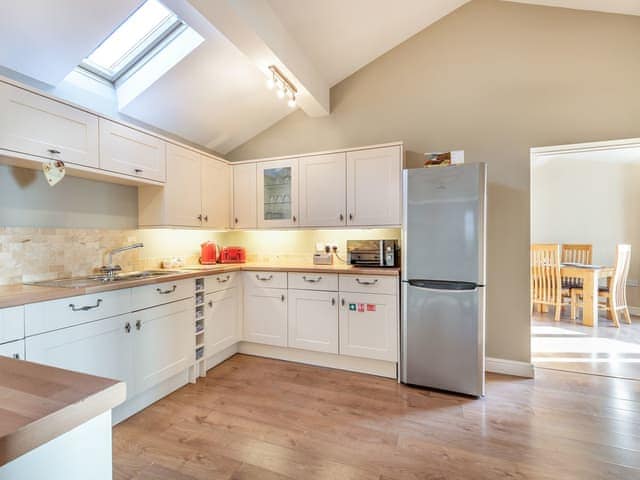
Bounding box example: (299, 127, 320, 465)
(0, 227, 400, 285)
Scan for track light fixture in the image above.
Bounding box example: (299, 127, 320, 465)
(267, 65, 297, 108)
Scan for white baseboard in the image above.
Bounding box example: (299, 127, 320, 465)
(486, 357, 535, 378)
(205, 343, 239, 371)
(628, 306, 640, 316)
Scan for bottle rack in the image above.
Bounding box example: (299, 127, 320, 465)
(194, 277, 206, 378)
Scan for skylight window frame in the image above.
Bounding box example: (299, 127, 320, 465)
(79, 4, 185, 84)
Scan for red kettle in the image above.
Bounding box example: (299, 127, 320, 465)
(199, 241, 218, 265)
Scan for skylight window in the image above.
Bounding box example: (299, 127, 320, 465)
(80, 0, 185, 83)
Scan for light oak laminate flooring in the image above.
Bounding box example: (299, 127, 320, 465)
(113, 354, 640, 480)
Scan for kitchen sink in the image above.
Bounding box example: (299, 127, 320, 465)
(26, 270, 182, 289)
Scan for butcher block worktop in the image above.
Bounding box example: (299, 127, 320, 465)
(0, 263, 400, 309)
(0, 356, 125, 466)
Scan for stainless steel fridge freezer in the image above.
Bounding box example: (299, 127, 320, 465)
(400, 163, 486, 396)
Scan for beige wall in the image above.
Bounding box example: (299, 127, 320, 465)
(227, 0, 640, 363)
(533, 155, 640, 306)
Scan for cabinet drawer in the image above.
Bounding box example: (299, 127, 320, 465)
(25, 289, 131, 336)
(99, 119, 166, 182)
(244, 271, 287, 289)
(288, 272, 338, 291)
(0, 339, 25, 360)
(204, 271, 240, 293)
(131, 278, 192, 311)
(0, 306, 24, 344)
(339, 274, 398, 295)
(0, 82, 99, 167)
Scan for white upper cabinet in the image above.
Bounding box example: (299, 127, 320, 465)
(99, 119, 166, 182)
(232, 163, 257, 229)
(201, 157, 230, 229)
(299, 153, 346, 227)
(0, 82, 99, 168)
(257, 158, 299, 228)
(164, 144, 203, 227)
(346, 145, 402, 226)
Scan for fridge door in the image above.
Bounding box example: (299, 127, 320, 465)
(402, 164, 486, 284)
(401, 280, 485, 396)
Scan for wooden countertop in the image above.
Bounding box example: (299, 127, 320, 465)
(0, 263, 400, 309)
(0, 357, 125, 466)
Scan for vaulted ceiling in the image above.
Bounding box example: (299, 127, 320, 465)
(0, 0, 637, 155)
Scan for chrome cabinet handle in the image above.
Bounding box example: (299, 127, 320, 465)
(48, 148, 61, 155)
(234, 218, 239, 224)
(256, 274, 273, 281)
(355, 278, 378, 286)
(156, 285, 177, 294)
(292, 215, 297, 223)
(341, 298, 345, 307)
(331, 298, 336, 306)
(339, 213, 344, 221)
(134, 168, 143, 174)
(204, 215, 209, 222)
(208, 300, 213, 308)
(69, 299, 102, 312)
(281, 294, 285, 302)
(349, 213, 353, 221)
(197, 214, 203, 222)
(302, 275, 322, 283)
(135, 320, 142, 331)
(125, 322, 131, 333)
(217, 275, 230, 283)
(12, 353, 20, 360)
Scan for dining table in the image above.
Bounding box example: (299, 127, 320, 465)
(561, 264, 615, 327)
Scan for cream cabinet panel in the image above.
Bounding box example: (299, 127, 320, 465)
(346, 146, 402, 226)
(288, 289, 338, 354)
(232, 163, 257, 229)
(164, 144, 202, 227)
(98, 119, 166, 182)
(299, 153, 346, 227)
(132, 298, 194, 394)
(0, 306, 24, 344)
(243, 287, 287, 347)
(0, 340, 25, 360)
(0, 82, 99, 167)
(202, 157, 230, 229)
(25, 314, 134, 398)
(257, 159, 299, 228)
(338, 292, 398, 362)
(205, 287, 240, 356)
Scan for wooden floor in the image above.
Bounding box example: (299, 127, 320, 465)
(532, 311, 640, 380)
(113, 354, 640, 480)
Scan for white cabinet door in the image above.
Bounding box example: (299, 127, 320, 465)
(338, 292, 398, 361)
(202, 157, 230, 229)
(0, 82, 99, 168)
(288, 289, 338, 354)
(299, 153, 346, 227)
(244, 287, 287, 346)
(132, 298, 194, 394)
(0, 306, 24, 344)
(257, 159, 299, 228)
(98, 119, 166, 182)
(164, 143, 202, 227)
(0, 340, 25, 360)
(232, 163, 257, 229)
(346, 146, 402, 226)
(205, 287, 240, 356)
(25, 314, 135, 398)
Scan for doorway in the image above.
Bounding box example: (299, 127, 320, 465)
(530, 138, 640, 380)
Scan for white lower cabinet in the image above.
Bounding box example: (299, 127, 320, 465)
(243, 287, 287, 347)
(0, 339, 25, 360)
(131, 298, 194, 394)
(205, 287, 240, 356)
(25, 314, 135, 398)
(338, 292, 398, 362)
(288, 289, 338, 354)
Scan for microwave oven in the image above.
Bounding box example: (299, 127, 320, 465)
(347, 240, 399, 267)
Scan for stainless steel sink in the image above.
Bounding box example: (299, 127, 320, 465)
(26, 270, 181, 289)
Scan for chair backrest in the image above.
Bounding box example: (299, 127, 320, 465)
(562, 244, 593, 265)
(611, 244, 631, 308)
(531, 244, 562, 304)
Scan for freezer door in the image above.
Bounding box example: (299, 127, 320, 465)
(402, 164, 486, 283)
(401, 281, 485, 396)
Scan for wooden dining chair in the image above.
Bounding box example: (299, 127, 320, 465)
(531, 244, 570, 321)
(571, 244, 632, 327)
(561, 244, 593, 289)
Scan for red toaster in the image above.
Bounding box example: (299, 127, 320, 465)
(219, 246, 246, 264)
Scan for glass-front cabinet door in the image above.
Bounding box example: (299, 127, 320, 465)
(257, 159, 299, 228)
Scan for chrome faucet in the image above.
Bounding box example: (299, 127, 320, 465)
(101, 242, 144, 277)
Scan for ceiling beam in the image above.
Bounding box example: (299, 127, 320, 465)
(187, 0, 330, 116)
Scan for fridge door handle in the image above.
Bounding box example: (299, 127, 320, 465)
(407, 280, 479, 292)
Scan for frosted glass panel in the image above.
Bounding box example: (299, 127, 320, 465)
(263, 167, 292, 220)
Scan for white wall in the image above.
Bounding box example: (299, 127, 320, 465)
(532, 155, 640, 304)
